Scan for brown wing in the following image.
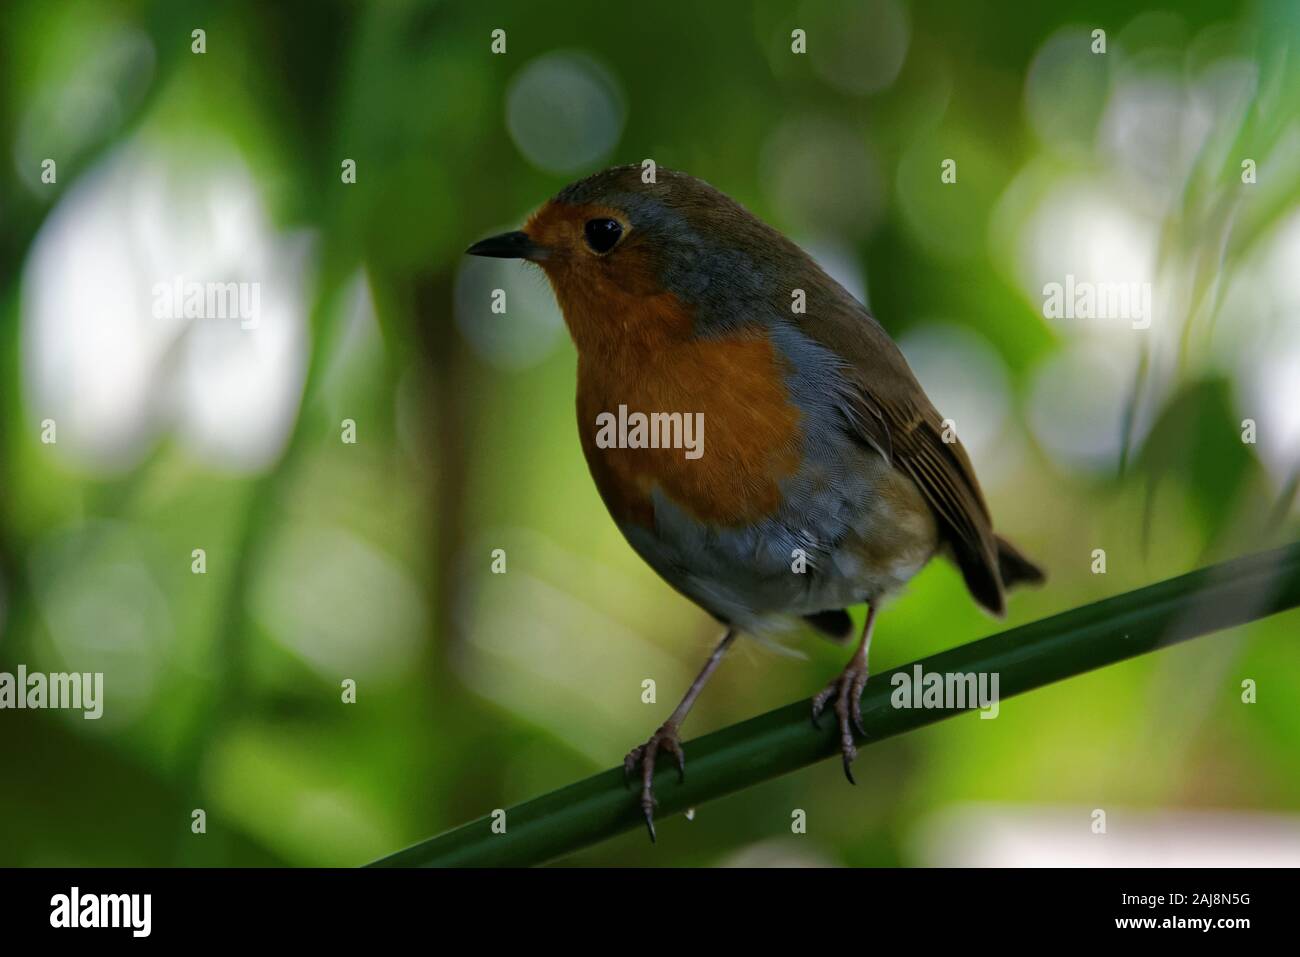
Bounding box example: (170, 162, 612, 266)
(793, 276, 1007, 615)
(854, 387, 1005, 615)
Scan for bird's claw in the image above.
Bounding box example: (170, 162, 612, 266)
(811, 666, 870, 784)
(623, 723, 684, 843)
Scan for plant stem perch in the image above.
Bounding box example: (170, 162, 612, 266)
(369, 543, 1300, 867)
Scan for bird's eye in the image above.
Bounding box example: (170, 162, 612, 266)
(583, 218, 623, 254)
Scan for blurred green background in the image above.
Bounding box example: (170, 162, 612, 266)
(2, 0, 1299, 867)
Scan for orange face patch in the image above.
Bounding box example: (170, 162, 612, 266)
(526, 201, 684, 354)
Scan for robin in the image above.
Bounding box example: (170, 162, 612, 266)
(467, 165, 1044, 840)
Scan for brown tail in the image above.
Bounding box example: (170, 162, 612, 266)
(996, 536, 1046, 590)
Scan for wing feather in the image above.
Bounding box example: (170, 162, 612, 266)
(804, 292, 1007, 615)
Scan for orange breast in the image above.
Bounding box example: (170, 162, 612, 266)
(576, 318, 803, 529)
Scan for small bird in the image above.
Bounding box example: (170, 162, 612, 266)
(467, 165, 1044, 840)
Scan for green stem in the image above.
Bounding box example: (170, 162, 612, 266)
(370, 543, 1300, 868)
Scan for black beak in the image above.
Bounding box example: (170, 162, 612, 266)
(465, 230, 542, 260)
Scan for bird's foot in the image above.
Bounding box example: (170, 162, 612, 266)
(623, 722, 685, 843)
(811, 665, 869, 784)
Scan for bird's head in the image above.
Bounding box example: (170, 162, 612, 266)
(466, 166, 790, 353)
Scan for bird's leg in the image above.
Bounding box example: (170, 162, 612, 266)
(624, 627, 737, 842)
(811, 604, 877, 784)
